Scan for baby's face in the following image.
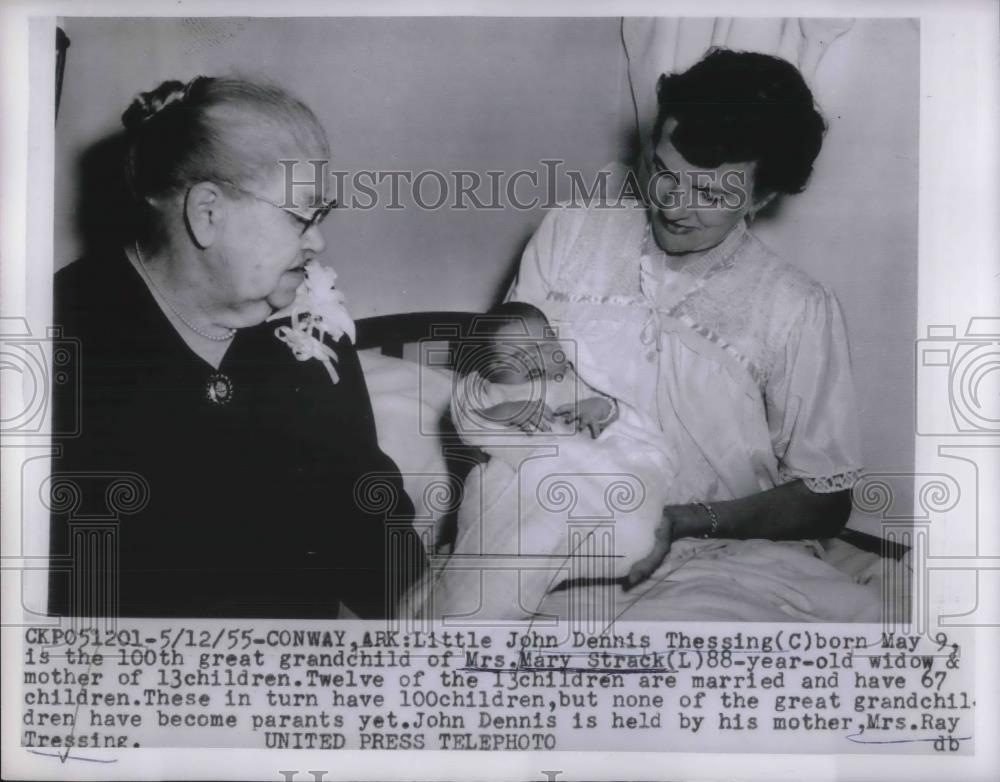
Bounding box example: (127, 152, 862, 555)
(486, 318, 569, 383)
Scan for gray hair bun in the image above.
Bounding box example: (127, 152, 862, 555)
(121, 78, 204, 130)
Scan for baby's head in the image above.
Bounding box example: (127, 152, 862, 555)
(479, 302, 569, 383)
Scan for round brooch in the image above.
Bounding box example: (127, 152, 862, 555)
(205, 372, 234, 405)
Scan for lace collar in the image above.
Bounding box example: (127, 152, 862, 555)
(639, 218, 749, 302)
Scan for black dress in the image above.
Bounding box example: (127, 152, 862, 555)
(49, 251, 425, 618)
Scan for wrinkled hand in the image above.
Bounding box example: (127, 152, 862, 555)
(555, 396, 618, 439)
(624, 508, 674, 590)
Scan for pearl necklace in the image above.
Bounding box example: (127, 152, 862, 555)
(133, 243, 236, 342)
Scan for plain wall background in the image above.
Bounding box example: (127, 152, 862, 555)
(53, 17, 919, 519)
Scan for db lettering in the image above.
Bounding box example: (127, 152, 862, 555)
(933, 735, 962, 752)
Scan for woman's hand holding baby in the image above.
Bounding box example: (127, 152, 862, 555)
(624, 506, 676, 590)
(555, 396, 619, 439)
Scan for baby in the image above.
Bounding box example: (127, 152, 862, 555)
(457, 301, 619, 439)
(432, 302, 676, 619)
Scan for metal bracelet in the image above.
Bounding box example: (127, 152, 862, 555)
(695, 501, 719, 539)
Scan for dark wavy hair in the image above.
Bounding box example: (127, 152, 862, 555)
(652, 49, 826, 197)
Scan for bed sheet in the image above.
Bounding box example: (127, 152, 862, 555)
(359, 351, 905, 623)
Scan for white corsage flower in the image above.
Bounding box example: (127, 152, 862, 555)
(268, 260, 356, 384)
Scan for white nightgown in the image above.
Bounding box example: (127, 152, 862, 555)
(432, 203, 874, 623)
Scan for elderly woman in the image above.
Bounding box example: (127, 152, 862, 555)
(435, 49, 874, 622)
(49, 76, 424, 618)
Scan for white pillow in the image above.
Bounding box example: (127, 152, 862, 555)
(358, 350, 456, 532)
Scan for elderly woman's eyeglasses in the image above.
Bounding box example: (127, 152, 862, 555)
(223, 183, 338, 235)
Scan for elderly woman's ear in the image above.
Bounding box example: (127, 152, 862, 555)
(183, 181, 225, 249)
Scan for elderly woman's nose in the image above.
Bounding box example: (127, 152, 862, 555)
(302, 224, 326, 253)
